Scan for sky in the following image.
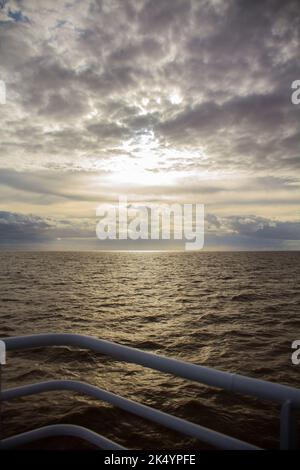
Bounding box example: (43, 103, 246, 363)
(0, 0, 299, 250)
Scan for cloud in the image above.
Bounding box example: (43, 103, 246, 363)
(0, 168, 119, 204)
(207, 214, 300, 240)
(0, 210, 95, 242)
(0, 0, 299, 249)
(0, 211, 51, 241)
(0, 0, 299, 174)
(8, 8, 30, 24)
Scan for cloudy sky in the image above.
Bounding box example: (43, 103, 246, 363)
(0, 0, 299, 250)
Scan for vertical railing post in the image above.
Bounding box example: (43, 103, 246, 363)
(280, 400, 298, 449)
(0, 340, 6, 450)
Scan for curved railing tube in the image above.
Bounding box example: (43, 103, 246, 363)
(1, 333, 300, 450)
(0, 424, 126, 450)
(1, 379, 260, 450)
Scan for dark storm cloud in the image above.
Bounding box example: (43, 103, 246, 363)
(1, 209, 299, 249)
(212, 214, 300, 240)
(8, 8, 30, 23)
(0, 211, 51, 241)
(0, 211, 95, 242)
(87, 121, 130, 140)
(108, 37, 163, 64)
(157, 92, 300, 170)
(37, 90, 90, 119)
(138, 0, 192, 33)
(0, 0, 299, 173)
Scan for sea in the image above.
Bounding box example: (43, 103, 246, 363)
(0, 251, 300, 449)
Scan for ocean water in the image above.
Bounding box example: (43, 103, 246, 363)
(0, 251, 300, 449)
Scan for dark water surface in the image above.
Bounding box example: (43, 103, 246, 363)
(1, 251, 300, 449)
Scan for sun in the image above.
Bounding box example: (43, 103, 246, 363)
(169, 92, 183, 105)
(107, 131, 173, 186)
(105, 130, 208, 187)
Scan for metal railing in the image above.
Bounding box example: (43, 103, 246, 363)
(0, 333, 299, 450)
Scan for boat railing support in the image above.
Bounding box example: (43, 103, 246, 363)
(0, 333, 299, 450)
(280, 401, 298, 450)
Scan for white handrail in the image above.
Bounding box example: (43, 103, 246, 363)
(0, 424, 126, 450)
(1, 379, 260, 450)
(0, 341, 5, 365)
(1, 333, 299, 449)
(3, 333, 300, 405)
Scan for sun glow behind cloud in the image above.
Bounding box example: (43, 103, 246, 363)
(104, 130, 210, 187)
(0, 0, 299, 249)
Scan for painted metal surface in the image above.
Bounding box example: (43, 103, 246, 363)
(1, 333, 299, 449)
